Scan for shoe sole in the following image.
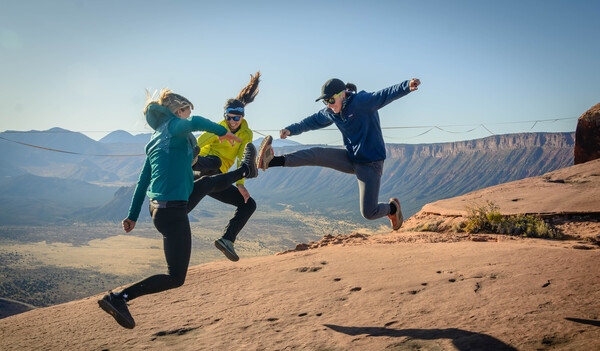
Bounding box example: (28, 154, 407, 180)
(98, 298, 135, 329)
(214, 240, 240, 262)
(257, 135, 273, 170)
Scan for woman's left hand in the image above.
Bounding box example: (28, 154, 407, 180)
(237, 184, 250, 203)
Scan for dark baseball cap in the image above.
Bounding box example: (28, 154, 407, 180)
(315, 78, 346, 102)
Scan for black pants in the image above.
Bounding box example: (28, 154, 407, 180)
(121, 168, 244, 301)
(207, 184, 256, 242)
(191, 155, 256, 242)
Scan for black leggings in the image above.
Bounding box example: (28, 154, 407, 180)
(208, 185, 256, 242)
(121, 168, 245, 301)
(190, 155, 256, 242)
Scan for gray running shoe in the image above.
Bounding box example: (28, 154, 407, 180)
(215, 238, 240, 262)
(387, 198, 404, 231)
(240, 143, 258, 178)
(257, 135, 274, 171)
(98, 292, 135, 329)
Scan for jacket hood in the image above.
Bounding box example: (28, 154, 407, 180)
(146, 104, 176, 130)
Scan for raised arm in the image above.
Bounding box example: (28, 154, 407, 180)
(361, 79, 420, 111)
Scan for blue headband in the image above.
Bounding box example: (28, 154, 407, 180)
(226, 107, 244, 115)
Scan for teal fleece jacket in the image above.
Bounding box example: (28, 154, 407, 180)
(127, 104, 227, 221)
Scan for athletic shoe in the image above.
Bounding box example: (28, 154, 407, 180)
(387, 198, 404, 231)
(98, 292, 135, 329)
(240, 143, 258, 178)
(215, 238, 240, 262)
(257, 135, 274, 171)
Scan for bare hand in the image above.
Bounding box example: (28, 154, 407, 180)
(122, 218, 136, 233)
(409, 78, 421, 91)
(237, 184, 250, 203)
(280, 129, 291, 139)
(219, 131, 242, 146)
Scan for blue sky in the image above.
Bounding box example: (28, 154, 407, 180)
(1, 0, 598, 145)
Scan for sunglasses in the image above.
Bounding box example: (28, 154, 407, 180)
(225, 114, 242, 121)
(323, 91, 344, 105)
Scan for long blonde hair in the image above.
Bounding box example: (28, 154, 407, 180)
(144, 88, 194, 115)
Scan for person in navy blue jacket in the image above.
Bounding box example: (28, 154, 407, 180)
(256, 77, 420, 230)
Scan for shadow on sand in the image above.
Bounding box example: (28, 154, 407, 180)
(324, 324, 517, 351)
(565, 317, 600, 327)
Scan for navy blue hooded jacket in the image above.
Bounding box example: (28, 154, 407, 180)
(285, 80, 412, 163)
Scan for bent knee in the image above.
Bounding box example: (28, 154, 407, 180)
(171, 276, 186, 288)
(168, 273, 187, 288)
(244, 197, 257, 212)
(361, 208, 379, 220)
(238, 197, 256, 214)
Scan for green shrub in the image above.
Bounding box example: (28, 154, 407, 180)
(464, 202, 562, 239)
(405, 220, 444, 232)
(416, 221, 441, 232)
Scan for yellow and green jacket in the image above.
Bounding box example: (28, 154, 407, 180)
(196, 119, 253, 186)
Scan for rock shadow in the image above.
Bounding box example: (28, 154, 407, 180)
(324, 324, 517, 351)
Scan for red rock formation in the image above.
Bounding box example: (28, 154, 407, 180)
(574, 103, 600, 164)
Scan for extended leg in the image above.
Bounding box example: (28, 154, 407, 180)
(276, 147, 355, 174)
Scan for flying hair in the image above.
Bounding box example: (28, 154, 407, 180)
(144, 88, 193, 115)
(143, 88, 160, 115)
(235, 71, 261, 106)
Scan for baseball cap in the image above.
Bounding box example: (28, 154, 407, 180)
(315, 78, 346, 102)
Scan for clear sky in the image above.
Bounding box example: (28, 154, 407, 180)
(1, 0, 598, 145)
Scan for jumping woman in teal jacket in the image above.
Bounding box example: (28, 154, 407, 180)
(98, 89, 259, 329)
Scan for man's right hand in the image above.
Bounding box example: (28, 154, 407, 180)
(280, 129, 291, 139)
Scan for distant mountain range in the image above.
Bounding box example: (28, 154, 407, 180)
(0, 128, 574, 226)
(247, 133, 575, 220)
(98, 130, 301, 148)
(99, 130, 152, 144)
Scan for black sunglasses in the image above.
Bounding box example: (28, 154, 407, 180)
(224, 114, 242, 121)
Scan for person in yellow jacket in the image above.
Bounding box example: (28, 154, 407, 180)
(190, 72, 260, 262)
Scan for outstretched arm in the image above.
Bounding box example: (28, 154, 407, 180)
(284, 111, 333, 137)
(363, 79, 421, 111)
(170, 115, 228, 137)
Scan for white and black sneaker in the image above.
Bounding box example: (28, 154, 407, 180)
(98, 292, 135, 329)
